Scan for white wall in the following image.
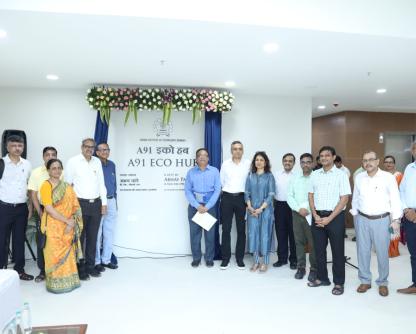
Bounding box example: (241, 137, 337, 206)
(0, 88, 311, 254)
(223, 94, 312, 172)
(0, 87, 96, 166)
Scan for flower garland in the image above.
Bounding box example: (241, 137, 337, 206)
(86, 86, 234, 125)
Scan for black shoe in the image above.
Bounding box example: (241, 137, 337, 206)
(206, 261, 214, 268)
(95, 264, 106, 272)
(102, 262, 118, 269)
(290, 262, 297, 270)
(191, 260, 201, 268)
(295, 268, 306, 279)
(88, 269, 101, 277)
(79, 273, 90, 281)
(18, 271, 34, 281)
(273, 260, 288, 268)
(307, 270, 318, 282)
(352, 236, 356, 242)
(237, 259, 245, 270)
(220, 260, 230, 270)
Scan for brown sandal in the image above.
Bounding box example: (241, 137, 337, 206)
(19, 272, 34, 281)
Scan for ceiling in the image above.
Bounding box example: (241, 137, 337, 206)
(1, 0, 416, 117)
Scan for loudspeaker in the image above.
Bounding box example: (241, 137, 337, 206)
(1, 130, 27, 159)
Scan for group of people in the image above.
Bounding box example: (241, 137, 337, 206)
(185, 141, 416, 296)
(0, 136, 118, 294)
(1, 134, 416, 297)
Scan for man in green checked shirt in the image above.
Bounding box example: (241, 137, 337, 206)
(287, 153, 317, 282)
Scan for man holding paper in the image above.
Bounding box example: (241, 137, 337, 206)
(185, 148, 221, 268)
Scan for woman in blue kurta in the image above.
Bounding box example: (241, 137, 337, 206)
(245, 151, 276, 272)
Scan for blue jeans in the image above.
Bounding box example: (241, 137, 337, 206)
(404, 218, 416, 284)
(188, 205, 216, 262)
(95, 198, 117, 265)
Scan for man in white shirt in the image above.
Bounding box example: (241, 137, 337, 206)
(219, 141, 251, 269)
(0, 135, 33, 280)
(398, 142, 416, 294)
(351, 151, 401, 297)
(273, 153, 297, 269)
(66, 138, 107, 280)
(335, 156, 351, 178)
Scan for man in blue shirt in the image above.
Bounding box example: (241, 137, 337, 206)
(185, 148, 221, 267)
(95, 143, 118, 271)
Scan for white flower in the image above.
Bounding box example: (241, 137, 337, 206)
(87, 89, 91, 93)
(89, 98, 93, 102)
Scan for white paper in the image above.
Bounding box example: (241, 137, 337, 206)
(306, 214, 312, 226)
(192, 212, 217, 231)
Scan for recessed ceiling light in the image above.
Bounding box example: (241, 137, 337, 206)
(225, 81, 235, 87)
(46, 74, 59, 81)
(263, 42, 279, 53)
(317, 105, 326, 110)
(376, 88, 387, 94)
(0, 29, 7, 39)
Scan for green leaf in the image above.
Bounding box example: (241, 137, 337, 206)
(166, 104, 172, 124)
(133, 106, 138, 124)
(105, 106, 111, 124)
(162, 104, 168, 125)
(124, 107, 131, 125)
(99, 109, 105, 123)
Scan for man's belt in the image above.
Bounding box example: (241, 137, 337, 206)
(223, 191, 244, 197)
(0, 200, 26, 207)
(78, 197, 100, 203)
(107, 195, 115, 199)
(358, 210, 390, 220)
(316, 210, 333, 217)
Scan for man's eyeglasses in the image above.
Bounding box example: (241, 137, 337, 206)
(300, 160, 313, 165)
(362, 158, 378, 164)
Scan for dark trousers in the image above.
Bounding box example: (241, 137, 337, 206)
(220, 192, 246, 261)
(0, 202, 28, 272)
(312, 211, 345, 285)
(35, 218, 45, 274)
(78, 199, 102, 272)
(274, 200, 296, 263)
(404, 218, 416, 284)
(188, 205, 216, 262)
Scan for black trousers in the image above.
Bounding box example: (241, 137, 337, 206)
(404, 218, 416, 285)
(0, 202, 28, 272)
(220, 192, 246, 261)
(274, 200, 296, 263)
(311, 211, 345, 285)
(78, 199, 102, 272)
(35, 217, 45, 274)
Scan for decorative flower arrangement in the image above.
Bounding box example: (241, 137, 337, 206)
(86, 86, 234, 125)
